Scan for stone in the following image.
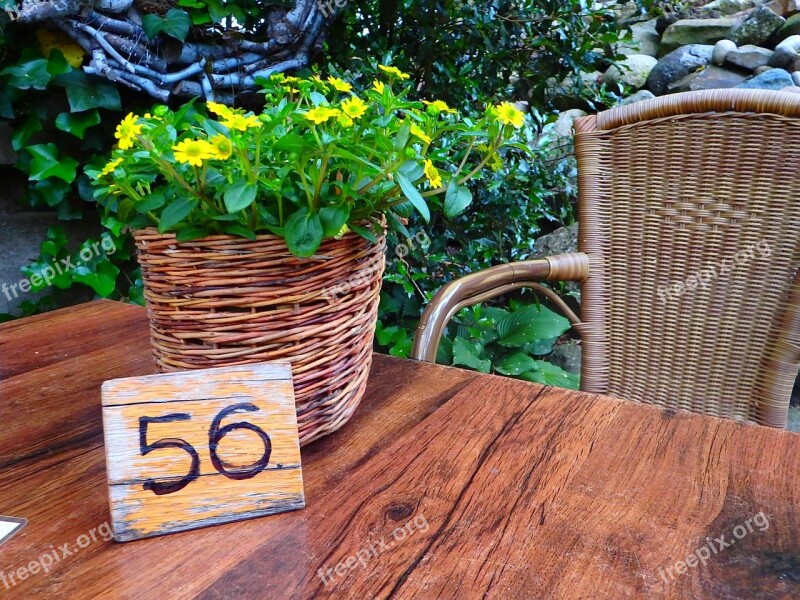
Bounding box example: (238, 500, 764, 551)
(782, 84, 800, 91)
(549, 339, 582, 375)
(617, 90, 657, 106)
(647, 44, 715, 95)
(536, 110, 587, 160)
(701, 0, 764, 16)
(770, 35, 800, 67)
(730, 5, 786, 45)
(661, 18, 739, 52)
(713, 39, 738, 65)
(794, 71, 800, 84)
(755, 65, 775, 73)
(763, 0, 800, 18)
(775, 13, 800, 43)
(533, 223, 580, 295)
(603, 55, 659, 89)
(669, 65, 749, 92)
(617, 18, 661, 57)
(737, 67, 795, 87)
(725, 44, 774, 69)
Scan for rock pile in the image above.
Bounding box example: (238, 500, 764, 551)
(601, 0, 800, 103)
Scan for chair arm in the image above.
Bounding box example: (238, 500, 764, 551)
(411, 252, 590, 363)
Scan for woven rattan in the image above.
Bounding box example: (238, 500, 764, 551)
(134, 227, 386, 445)
(413, 89, 800, 428)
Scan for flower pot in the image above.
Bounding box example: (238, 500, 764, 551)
(132, 227, 386, 446)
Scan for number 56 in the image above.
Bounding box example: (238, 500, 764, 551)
(138, 402, 272, 496)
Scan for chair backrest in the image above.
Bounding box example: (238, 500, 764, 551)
(574, 89, 800, 427)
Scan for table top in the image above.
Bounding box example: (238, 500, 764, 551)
(2, 300, 800, 599)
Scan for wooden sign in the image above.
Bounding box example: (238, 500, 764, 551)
(101, 362, 305, 542)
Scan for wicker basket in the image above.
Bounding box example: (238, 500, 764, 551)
(133, 227, 386, 446)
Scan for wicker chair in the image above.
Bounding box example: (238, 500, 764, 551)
(412, 89, 800, 428)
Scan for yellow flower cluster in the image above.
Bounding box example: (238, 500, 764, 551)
(207, 102, 261, 132)
(424, 159, 442, 188)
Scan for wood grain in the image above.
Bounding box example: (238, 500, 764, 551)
(2, 301, 799, 599)
(101, 363, 304, 541)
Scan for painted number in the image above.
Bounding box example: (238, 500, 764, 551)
(138, 402, 272, 495)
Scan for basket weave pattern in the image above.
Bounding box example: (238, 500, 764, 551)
(134, 228, 386, 445)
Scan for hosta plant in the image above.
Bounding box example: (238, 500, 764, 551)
(90, 66, 529, 257)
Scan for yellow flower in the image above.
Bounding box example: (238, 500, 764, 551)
(410, 124, 432, 145)
(269, 73, 286, 82)
(341, 96, 368, 119)
(305, 106, 341, 124)
(327, 76, 353, 93)
(372, 80, 387, 95)
(311, 75, 329, 90)
(424, 159, 442, 188)
(337, 114, 354, 128)
(99, 157, 123, 178)
(283, 76, 301, 84)
(495, 102, 525, 128)
(207, 101, 235, 120)
(172, 139, 215, 167)
(210, 134, 233, 159)
(221, 113, 262, 132)
(115, 113, 143, 150)
(423, 100, 457, 115)
(378, 64, 410, 80)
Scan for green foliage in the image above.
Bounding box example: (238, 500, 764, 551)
(412, 300, 579, 389)
(92, 72, 525, 257)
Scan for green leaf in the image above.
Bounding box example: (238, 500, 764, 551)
(221, 223, 257, 240)
(223, 181, 257, 213)
(394, 122, 411, 151)
(452, 338, 491, 373)
(158, 197, 198, 232)
(55, 109, 100, 139)
(494, 352, 538, 376)
(12, 115, 42, 151)
(274, 134, 312, 153)
(143, 9, 192, 41)
(319, 205, 350, 238)
(176, 226, 210, 241)
(394, 172, 430, 223)
(1, 58, 50, 90)
(348, 222, 377, 243)
(519, 361, 581, 390)
(55, 71, 121, 112)
(72, 260, 120, 297)
(386, 211, 411, 239)
(284, 208, 323, 257)
(27, 144, 78, 182)
(497, 305, 571, 348)
(136, 193, 166, 213)
(444, 181, 473, 218)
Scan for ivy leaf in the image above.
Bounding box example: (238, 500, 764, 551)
(11, 115, 42, 151)
(72, 260, 120, 297)
(394, 172, 430, 223)
(284, 207, 323, 257)
(158, 197, 198, 232)
(223, 181, 257, 213)
(27, 143, 78, 182)
(143, 9, 192, 41)
(497, 305, 571, 348)
(452, 338, 491, 373)
(1, 57, 51, 90)
(55, 109, 100, 139)
(319, 205, 350, 238)
(444, 181, 473, 218)
(55, 71, 121, 112)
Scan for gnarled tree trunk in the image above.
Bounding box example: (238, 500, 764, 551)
(13, 0, 340, 104)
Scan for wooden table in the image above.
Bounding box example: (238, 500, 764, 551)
(2, 301, 800, 599)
